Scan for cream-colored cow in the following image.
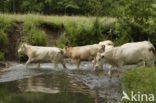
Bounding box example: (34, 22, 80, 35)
(94, 41, 156, 75)
(18, 43, 67, 69)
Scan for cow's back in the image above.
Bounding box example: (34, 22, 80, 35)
(104, 41, 155, 66)
(69, 44, 101, 60)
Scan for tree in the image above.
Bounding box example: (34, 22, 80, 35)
(112, 0, 155, 24)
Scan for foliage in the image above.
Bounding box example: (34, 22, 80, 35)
(0, 0, 118, 16)
(110, 0, 156, 46)
(122, 67, 156, 103)
(0, 52, 4, 60)
(0, 30, 8, 50)
(57, 18, 104, 47)
(25, 27, 47, 46)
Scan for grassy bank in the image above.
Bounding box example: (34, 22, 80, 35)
(0, 14, 116, 48)
(0, 14, 155, 61)
(0, 14, 116, 60)
(122, 67, 156, 103)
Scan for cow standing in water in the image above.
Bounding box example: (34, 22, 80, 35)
(18, 43, 67, 69)
(63, 40, 114, 69)
(94, 41, 156, 75)
(63, 44, 105, 69)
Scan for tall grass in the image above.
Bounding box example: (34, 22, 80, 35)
(0, 13, 115, 26)
(0, 13, 116, 60)
(0, 13, 116, 47)
(122, 67, 156, 103)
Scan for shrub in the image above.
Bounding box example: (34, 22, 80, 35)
(0, 30, 8, 49)
(0, 52, 4, 60)
(122, 67, 156, 103)
(106, 19, 153, 46)
(24, 27, 47, 46)
(57, 18, 104, 47)
(90, 18, 104, 44)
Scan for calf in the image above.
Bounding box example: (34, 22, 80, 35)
(99, 40, 114, 51)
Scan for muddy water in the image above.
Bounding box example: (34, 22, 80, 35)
(0, 61, 122, 103)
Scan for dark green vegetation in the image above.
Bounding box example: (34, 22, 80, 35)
(0, 0, 121, 16)
(122, 67, 156, 103)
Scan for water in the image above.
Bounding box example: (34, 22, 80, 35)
(0, 61, 122, 103)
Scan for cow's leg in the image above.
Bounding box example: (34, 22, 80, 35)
(37, 63, 40, 68)
(54, 62, 59, 70)
(25, 58, 32, 68)
(108, 65, 112, 77)
(117, 62, 124, 80)
(61, 60, 67, 69)
(93, 58, 96, 71)
(73, 59, 80, 70)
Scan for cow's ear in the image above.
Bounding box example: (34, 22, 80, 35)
(23, 44, 27, 48)
(65, 46, 68, 49)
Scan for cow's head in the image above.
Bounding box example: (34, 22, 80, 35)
(18, 43, 27, 54)
(63, 46, 71, 56)
(99, 45, 105, 53)
(94, 52, 105, 70)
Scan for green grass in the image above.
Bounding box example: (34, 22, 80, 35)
(0, 13, 116, 48)
(0, 14, 115, 26)
(122, 67, 156, 103)
(0, 52, 4, 60)
(0, 13, 116, 60)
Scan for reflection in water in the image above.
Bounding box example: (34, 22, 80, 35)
(0, 62, 122, 103)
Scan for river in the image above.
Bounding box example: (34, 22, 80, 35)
(0, 61, 122, 103)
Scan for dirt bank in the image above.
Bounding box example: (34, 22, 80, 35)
(3, 21, 64, 61)
(39, 22, 64, 46)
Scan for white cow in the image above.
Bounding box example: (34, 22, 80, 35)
(94, 41, 156, 74)
(92, 40, 114, 70)
(18, 43, 67, 69)
(99, 40, 114, 51)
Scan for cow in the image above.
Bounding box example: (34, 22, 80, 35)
(94, 41, 156, 75)
(63, 44, 105, 69)
(18, 43, 67, 69)
(99, 40, 114, 51)
(99, 40, 114, 46)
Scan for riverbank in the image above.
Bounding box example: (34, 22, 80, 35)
(0, 61, 19, 70)
(122, 67, 156, 103)
(0, 14, 115, 61)
(0, 14, 155, 62)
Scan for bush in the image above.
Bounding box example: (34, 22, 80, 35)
(0, 52, 4, 60)
(106, 19, 155, 46)
(24, 27, 47, 46)
(0, 30, 8, 49)
(101, 21, 119, 44)
(57, 18, 104, 47)
(122, 67, 156, 103)
(145, 22, 156, 48)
